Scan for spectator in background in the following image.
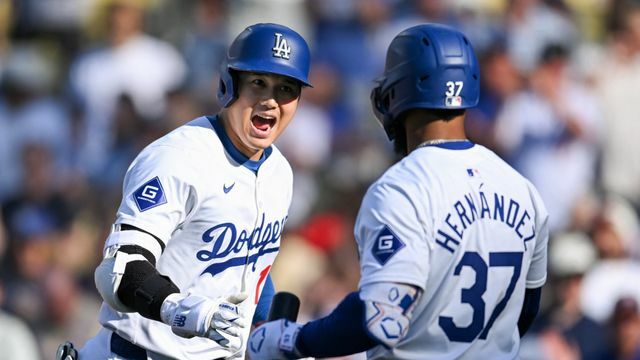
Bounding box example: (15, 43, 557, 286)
(494, 44, 602, 232)
(596, 1, 640, 212)
(276, 63, 335, 227)
(96, 93, 165, 190)
(0, 280, 41, 360)
(1, 143, 73, 245)
(37, 267, 101, 358)
(466, 44, 523, 149)
(182, 0, 229, 111)
(610, 297, 640, 360)
(522, 232, 613, 360)
(1, 205, 60, 327)
(68, 0, 186, 179)
(503, 0, 578, 74)
(0, 44, 72, 201)
(0, 143, 75, 333)
(0, 0, 10, 66)
(581, 196, 640, 323)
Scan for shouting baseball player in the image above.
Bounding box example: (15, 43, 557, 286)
(57, 23, 312, 360)
(248, 23, 549, 359)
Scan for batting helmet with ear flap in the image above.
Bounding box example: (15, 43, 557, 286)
(371, 23, 480, 140)
(217, 23, 312, 108)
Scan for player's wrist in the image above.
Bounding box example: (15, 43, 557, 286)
(159, 292, 186, 326)
(279, 320, 303, 358)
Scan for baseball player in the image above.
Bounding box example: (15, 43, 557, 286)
(57, 23, 312, 360)
(247, 23, 549, 359)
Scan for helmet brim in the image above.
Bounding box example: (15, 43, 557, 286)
(229, 61, 313, 88)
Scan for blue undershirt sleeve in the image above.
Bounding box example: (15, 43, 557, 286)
(252, 274, 275, 325)
(296, 292, 379, 357)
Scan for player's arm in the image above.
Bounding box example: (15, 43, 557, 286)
(94, 224, 172, 318)
(519, 182, 549, 337)
(94, 225, 248, 350)
(518, 287, 542, 337)
(247, 281, 421, 359)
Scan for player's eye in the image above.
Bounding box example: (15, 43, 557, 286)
(276, 83, 301, 102)
(251, 78, 266, 87)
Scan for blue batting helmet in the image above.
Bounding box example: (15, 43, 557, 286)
(217, 23, 312, 108)
(371, 23, 480, 140)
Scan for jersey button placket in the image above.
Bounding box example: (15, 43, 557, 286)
(256, 179, 264, 209)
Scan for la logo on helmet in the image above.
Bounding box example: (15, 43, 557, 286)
(272, 33, 291, 59)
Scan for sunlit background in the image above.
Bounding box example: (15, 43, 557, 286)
(1, 0, 639, 359)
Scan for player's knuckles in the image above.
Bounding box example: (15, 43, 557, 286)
(218, 312, 248, 327)
(217, 325, 240, 337)
(214, 312, 247, 328)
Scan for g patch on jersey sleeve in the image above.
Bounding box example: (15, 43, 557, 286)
(133, 177, 167, 212)
(372, 225, 405, 265)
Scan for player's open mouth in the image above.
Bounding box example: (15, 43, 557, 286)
(251, 114, 276, 137)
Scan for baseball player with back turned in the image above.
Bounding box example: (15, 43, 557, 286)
(56, 23, 312, 360)
(248, 23, 549, 360)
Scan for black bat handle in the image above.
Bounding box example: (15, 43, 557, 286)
(267, 291, 300, 322)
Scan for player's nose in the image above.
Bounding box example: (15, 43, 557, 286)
(259, 96, 278, 109)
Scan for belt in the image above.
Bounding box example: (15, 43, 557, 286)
(110, 332, 147, 360)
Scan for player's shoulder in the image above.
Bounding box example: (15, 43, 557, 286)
(475, 144, 527, 180)
(131, 117, 221, 172)
(364, 155, 426, 203)
(147, 116, 220, 153)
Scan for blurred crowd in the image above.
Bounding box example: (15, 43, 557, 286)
(1, 0, 640, 359)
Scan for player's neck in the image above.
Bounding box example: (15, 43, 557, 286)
(404, 111, 467, 152)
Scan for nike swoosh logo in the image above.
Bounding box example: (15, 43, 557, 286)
(223, 182, 235, 194)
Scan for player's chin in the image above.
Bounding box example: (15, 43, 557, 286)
(246, 133, 276, 150)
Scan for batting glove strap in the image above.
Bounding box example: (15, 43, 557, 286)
(160, 293, 247, 350)
(248, 319, 304, 360)
(279, 320, 303, 357)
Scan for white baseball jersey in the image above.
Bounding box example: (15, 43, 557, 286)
(356, 141, 549, 360)
(98, 116, 292, 359)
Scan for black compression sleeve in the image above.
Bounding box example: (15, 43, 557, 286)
(115, 245, 179, 321)
(518, 287, 542, 337)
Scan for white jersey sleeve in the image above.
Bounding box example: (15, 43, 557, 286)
(525, 181, 549, 289)
(116, 144, 200, 245)
(355, 179, 431, 290)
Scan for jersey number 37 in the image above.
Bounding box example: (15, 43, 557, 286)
(439, 251, 523, 343)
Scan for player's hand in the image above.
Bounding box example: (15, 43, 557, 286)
(160, 292, 249, 352)
(247, 319, 303, 360)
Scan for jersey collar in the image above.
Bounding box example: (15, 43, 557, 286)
(420, 140, 475, 150)
(208, 115, 272, 172)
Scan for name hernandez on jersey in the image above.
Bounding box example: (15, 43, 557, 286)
(435, 191, 536, 254)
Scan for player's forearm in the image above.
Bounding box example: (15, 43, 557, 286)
(117, 253, 180, 321)
(296, 292, 378, 357)
(518, 287, 542, 337)
(95, 227, 180, 322)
